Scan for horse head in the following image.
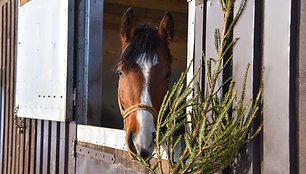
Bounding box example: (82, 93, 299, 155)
(117, 8, 174, 158)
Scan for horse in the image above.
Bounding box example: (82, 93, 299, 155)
(116, 8, 174, 159)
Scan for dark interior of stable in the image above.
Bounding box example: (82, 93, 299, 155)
(86, 0, 188, 129)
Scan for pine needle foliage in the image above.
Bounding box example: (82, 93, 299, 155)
(134, 0, 263, 173)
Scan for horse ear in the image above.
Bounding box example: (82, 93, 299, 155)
(120, 8, 136, 43)
(158, 11, 174, 42)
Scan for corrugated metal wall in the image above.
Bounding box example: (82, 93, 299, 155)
(0, 1, 70, 174)
(191, 0, 303, 173)
(298, 1, 306, 173)
(0, 0, 306, 174)
(0, 0, 18, 172)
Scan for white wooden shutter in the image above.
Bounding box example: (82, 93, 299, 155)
(15, 0, 68, 122)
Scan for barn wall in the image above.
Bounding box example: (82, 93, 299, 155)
(194, 0, 300, 174)
(0, 0, 305, 174)
(298, 0, 306, 173)
(0, 1, 71, 174)
(0, 0, 18, 173)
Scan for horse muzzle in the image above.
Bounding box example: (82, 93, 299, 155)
(126, 131, 155, 159)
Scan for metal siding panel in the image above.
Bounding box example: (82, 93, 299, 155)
(205, 0, 223, 64)
(50, 121, 59, 174)
(14, 119, 20, 174)
(298, 1, 306, 173)
(0, 5, 3, 172)
(2, 4, 8, 174)
(232, 0, 255, 173)
(205, 5, 224, 174)
(9, 0, 16, 172)
(194, 1, 204, 89)
(262, 0, 291, 173)
(11, 120, 17, 174)
(233, 0, 255, 110)
(205, 3, 224, 173)
(59, 122, 68, 174)
(15, 0, 68, 122)
(11, 125, 17, 174)
(18, 119, 25, 173)
(6, 2, 13, 173)
(42, 120, 51, 174)
(29, 119, 37, 174)
(24, 119, 31, 174)
(35, 120, 43, 174)
(205, 0, 224, 94)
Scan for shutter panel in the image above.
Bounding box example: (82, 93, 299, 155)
(15, 0, 68, 122)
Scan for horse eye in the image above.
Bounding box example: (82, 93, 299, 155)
(117, 70, 123, 77)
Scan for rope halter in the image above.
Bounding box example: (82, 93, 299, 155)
(118, 95, 158, 122)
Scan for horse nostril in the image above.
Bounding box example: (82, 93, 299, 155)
(127, 132, 137, 157)
(140, 149, 151, 159)
(152, 132, 156, 140)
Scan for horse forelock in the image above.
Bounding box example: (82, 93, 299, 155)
(118, 24, 171, 69)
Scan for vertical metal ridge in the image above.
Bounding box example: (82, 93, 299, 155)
(18, 118, 25, 173)
(55, 122, 61, 174)
(289, 0, 299, 173)
(7, 1, 13, 172)
(201, 0, 207, 93)
(35, 120, 44, 174)
(0, 4, 4, 172)
(252, 0, 263, 173)
(10, 0, 17, 173)
(24, 119, 31, 174)
(42, 120, 51, 174)
(262, 0, 292, 173)
(29, 119, 37, 174)
(2, 3, 8, 174)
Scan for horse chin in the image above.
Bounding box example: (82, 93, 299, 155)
(126, 131, 155, 159)
(136, 145, 154, 159)
(132, 138, 155, 159)
(127, 146, 154, 159)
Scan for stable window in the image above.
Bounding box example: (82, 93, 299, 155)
(15, 0, 70, 122)
(75, 0, 188, 130)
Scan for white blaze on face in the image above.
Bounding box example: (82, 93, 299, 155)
(134, 54, 158, 154)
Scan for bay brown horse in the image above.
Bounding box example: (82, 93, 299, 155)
(117, 8, 174, 158)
